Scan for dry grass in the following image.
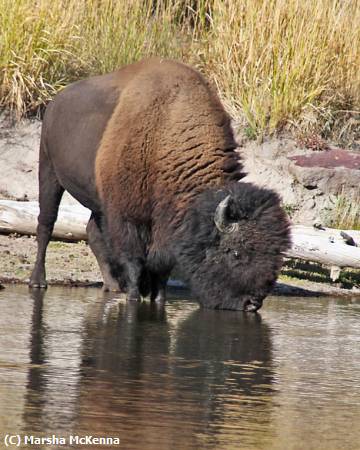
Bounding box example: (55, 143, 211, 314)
(328, 189, 360, 230)
(204, 0, 360, 141)
(1, 0, 360, 143)
(0, 0, 191, 117)
(0, 0, 82, 116)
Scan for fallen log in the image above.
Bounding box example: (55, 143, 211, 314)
(0, 199, 89, 241)
(0, 199, 360, 270)
(285, 225, 360, 270)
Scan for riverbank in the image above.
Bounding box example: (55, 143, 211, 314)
(0, 234, 100, 287)
(1, 112, 359, 227)
(1, 113, 360, 295)
(1, 234, 360, 298)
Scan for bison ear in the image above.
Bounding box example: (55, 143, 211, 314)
(214, 195, 239, 233)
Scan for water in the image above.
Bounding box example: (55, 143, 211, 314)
(0, 285, 359, 450)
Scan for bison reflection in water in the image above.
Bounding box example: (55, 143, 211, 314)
(29, 58, 290, 311)
(22, 291, 275, 448)
(77, 300, 275, 448)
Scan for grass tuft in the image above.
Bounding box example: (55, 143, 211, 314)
(0, 0, 191, 117)
(327, 189, 360, 230)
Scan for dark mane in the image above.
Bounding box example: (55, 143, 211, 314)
(174, 182, 291, 309)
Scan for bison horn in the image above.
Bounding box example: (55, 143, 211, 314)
(214, 195, 239, 233)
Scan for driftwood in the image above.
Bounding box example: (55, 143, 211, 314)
(0, 199, 89, 241)
(0, 200, 359, 274)
(286, 225, 360, 270)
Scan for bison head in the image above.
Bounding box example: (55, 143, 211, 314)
(174, 182, 291, 311)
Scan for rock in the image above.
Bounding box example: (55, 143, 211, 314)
(237, 134, 360, 225)
(288, 164, 360, 194)
(289, 148, 360, 169)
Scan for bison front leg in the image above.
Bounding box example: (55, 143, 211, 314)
(124, 258, 143, 301)
(150, 272, 169, 304)
(107, 219, 146, 302)
(86, 213, 120, 292)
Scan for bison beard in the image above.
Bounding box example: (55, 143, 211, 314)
(29, 58, 290, 311)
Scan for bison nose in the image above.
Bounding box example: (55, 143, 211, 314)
(244, 298, 262, 312)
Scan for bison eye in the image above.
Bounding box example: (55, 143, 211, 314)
(233, 250, 240, 258)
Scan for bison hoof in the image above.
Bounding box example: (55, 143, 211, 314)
(126, 289, 141, 302)
(244, 299, 262, 312)
(127, 295, 141, 302)
(102, 283, 121, 292)
(29, 281, 48, 289)
(151, 292, 166, 304)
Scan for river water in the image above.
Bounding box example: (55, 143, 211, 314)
(0, 285, 359, 450)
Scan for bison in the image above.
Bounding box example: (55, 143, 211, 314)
(29, 58, 290, 311)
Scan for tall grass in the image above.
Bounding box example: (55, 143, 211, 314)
(0, 0, 191, 117)
(204, 0, 360, 139)
(77, 0, 190, 74)
(0, 0, 82, 116)
(1, 0, 360, 142)
(328, 189, 360, 230)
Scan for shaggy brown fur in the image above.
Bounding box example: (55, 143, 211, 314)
(95, 58, 244, 302)
(95, 58, 243, 266)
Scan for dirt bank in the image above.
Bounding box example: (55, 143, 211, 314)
(1, 113, 360, 296)
(0, 234, 101, 286)
(1, 112, 359, 223)
(0, 113, 77, 205)
(236, 131, 360, 226)
(1, 233, 360, 299)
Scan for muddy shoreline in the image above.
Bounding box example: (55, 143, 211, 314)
(1, 233, 360, 299)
